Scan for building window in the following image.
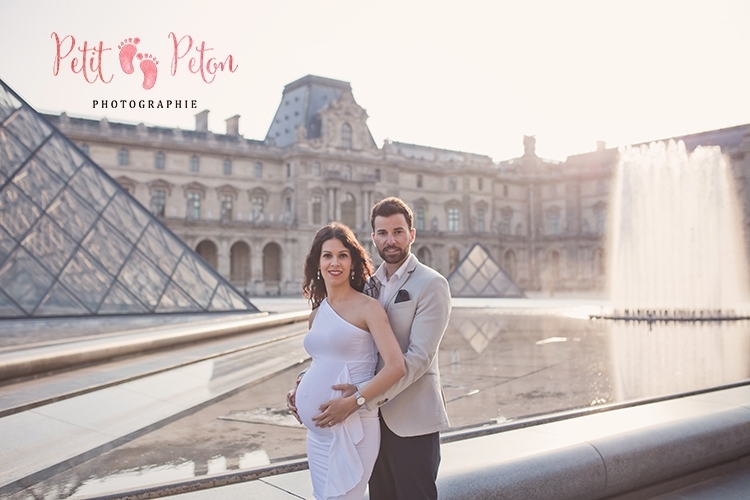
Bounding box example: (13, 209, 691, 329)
(284, 197, 292, 219)
(597, 210, 606, 234)
(344, 165, 352, 180)
(80, 144, 89, 156)
(502, 213, 512, 235)
(417, 174, 423, 188)
(374, 169, 381, 182)
(416, 206, 425, 231)
(286, 163, 292, 178)
(312, 196, 322, 225)
(477, 209, 485, 232)
(341, 123, 352, 148)
(155, 151, 165, 169)
(221, 194, 233, 221)
(478, 178, 483, 191)
(118, 148, 129, 166)
(251, 196, 264, 221)
(150, 189, 166, 217)
(549, 212, 560, 235)
(187, 192, 201, 220)
(448, 207, 460, 232)
(223, 158, 232, 176)
(449, 177, 457, 191)
(190, 155, 199, 172)
(254, 161, 263, 178)
(503, 185, 509, 197)
(313, 162, 321, 177)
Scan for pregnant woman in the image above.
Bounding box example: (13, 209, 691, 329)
(294, 222, 405, 500)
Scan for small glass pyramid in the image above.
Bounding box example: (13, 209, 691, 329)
(447, 243, 525, 298)
(0, 79, 258, 317)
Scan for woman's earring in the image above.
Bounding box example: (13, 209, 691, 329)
(317, 269, 321, 280)
(351, 270, 355, 281)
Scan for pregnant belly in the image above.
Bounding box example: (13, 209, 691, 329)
(296, 361, 346, 430)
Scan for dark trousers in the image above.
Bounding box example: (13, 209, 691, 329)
(369, 415, 441, 500)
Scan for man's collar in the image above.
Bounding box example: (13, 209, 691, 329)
(374, 253, 416, 283)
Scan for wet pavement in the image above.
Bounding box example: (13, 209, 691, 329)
(2, 298, 750, 498)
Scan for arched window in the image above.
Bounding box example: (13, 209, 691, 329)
(341, 123, 352, 148)
(449, 248, 460, 274)
(504, 250, 517, 281)
(548, 251, 560, 282)
(263, 242, 282, 282)
(417, 246, 432, 266)
(196, 240, 218, 269)
(230, 241, 251, 284)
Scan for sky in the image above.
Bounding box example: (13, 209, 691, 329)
(0, 0, 748, 162)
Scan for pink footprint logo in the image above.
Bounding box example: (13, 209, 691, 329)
(117, 37, 140, 74)
(136, 53, 158, 90)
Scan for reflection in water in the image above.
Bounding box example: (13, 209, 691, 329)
(68, 450, 270, 498)
(11, 304, 750, 500)
(609, 320, 750, 401)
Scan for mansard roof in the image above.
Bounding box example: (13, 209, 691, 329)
(265, 74, 376, 148)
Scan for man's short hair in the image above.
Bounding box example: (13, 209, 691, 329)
(370, 197, 414, 231)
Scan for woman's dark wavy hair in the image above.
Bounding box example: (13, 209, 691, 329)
(302, 222, 374, 309)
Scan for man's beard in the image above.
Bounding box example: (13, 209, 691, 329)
(378, 245, 409, 264)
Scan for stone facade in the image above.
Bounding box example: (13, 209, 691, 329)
(43, 75, 750, 297)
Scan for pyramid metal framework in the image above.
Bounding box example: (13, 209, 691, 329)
(0, 80, 259, 318)
(447, 243, 525, 298)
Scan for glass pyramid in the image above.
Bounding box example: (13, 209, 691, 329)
(0, 79, 259, 318)
(447, 243, 525, 298)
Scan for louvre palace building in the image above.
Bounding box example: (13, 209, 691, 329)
(42, 75, 750, 297)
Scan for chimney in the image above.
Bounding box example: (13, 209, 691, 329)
(226, 115, 240, 136)
(523, 135, 536, 156)
(195, 109, 209, 132)
(596, 140, 606, 151)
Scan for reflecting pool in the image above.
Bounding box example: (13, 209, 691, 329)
(8, 300, 750, 499)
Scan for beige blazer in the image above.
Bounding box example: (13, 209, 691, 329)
(365, 254, 452, 437)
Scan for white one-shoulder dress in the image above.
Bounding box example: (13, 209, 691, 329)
(296, 299, 379, 500)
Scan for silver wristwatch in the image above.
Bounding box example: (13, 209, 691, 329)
(354, 390, 366, 407)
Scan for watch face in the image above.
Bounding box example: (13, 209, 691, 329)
(356, 396, 366, 406)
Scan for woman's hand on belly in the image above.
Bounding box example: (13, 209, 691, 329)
(312, 393, 359, 428)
